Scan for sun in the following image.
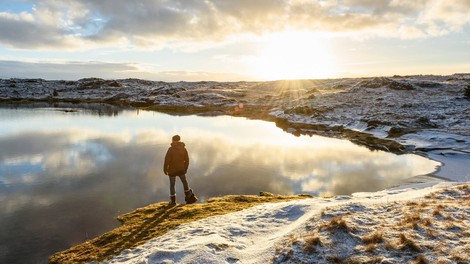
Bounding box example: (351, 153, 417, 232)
(251, 31, 336, 80)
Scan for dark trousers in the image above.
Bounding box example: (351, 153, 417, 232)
(169, 175, 189, 196)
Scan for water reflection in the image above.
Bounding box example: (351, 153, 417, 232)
(0, 106, 439, 263)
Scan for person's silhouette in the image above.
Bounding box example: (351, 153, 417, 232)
(163, 135, 197, 205)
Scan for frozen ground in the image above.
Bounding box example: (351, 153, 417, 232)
(1, 74, 469, 181)
(107, 182, 469, 264)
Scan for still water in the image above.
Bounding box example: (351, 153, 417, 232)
(0, 104, 439, 263)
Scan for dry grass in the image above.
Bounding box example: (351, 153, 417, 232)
(319, 216, 353, 232)
(412, 255, 428, 264)
(432, 208, 442, 217)
(273, 184, 469, 264)
(327, 254, 344, 263)
(426, 229, 437, 239)
(384, 241, 396, 251)
(443, 221, 460, 230)
(435, 260, 451, 264)
(361, 231, 384, 245)
(399, 233, 421, 252)
(364, 243, 377, 252)
(401, 212, 422, 229)
(49, 193, 311, 263)
(343, 256, 384, 264)
(422, 218, 432, 227)
(450, 252, 470, 262)
(424, 193, 435, 199)
(418, 202, 429, 208)
(303, 234, 322, 253)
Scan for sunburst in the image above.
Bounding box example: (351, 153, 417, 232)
(251, 31, 336, 81)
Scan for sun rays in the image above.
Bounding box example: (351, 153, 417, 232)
(251, 31, 337, 81)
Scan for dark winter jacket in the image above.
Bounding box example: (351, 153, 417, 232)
(163, 141, 189, 177)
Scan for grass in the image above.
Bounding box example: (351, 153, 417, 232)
(422, 218, 432, 227)
(319, 216, 353, 233)
(303, 234, 322, 253)
(399, 233, 422, 252)
(361, 231, 384, 253)
(364, 243, 377, 252)
(362, 232, 384, 245)
(401, 212, 421, 228)
(49, 192, 311, 263)
(426, 229, 437, 239)
(326, 254, 344, 264)
(412, 255, 428, 264)
(432, 208, 443, 217)
(272, 184, 470, 264)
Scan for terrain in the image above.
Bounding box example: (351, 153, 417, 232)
(1, 74, 469, 263)
(1, 74, 469, 162)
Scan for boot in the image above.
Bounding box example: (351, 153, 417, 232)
(184, 189, 198, 204)
(168, 195, 176, 207)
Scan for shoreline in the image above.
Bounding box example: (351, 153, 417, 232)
(1, 74, 469, 159)
(49, 193, 314, 263)
(0, 100, 406, 153)
(50, 182, 469, 263)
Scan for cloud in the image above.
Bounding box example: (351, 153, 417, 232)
(0, 60, 248, 81)
(0, 0, 469, 50)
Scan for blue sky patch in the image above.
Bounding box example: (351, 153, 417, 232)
(0, 0, 34, 13)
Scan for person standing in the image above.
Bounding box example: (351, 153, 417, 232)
(163, 135, 197, 206)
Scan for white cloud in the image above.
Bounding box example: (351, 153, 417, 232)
(0, 60, 249, 81)
(0, 0, 469, 50)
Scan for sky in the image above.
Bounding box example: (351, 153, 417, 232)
(0, 0, 469, 81)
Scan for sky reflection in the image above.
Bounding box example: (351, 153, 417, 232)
(0, 105, 439, 263)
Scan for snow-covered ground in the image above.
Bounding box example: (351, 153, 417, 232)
(107, 182, 468, 263)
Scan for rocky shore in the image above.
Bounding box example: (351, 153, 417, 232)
(1, 74, 469, 158)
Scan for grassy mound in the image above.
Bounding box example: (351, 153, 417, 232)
(49, 193, 312, 263)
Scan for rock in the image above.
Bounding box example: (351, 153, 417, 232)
(401, 103, 413, 108)
(365, 120, 392, 129)
(388, 127, 410, 138)
(24, 78, 44, 83)
(78, 78, 105, 89)
(107, 80, 122, 87)
(415, 116, 438, 128)
(284, 106, 330, 116)
(414, 82, 442, 88)
(358, 77, 414, 90)
(388, 81, 414, 90)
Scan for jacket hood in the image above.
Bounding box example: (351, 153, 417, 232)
(170, 141, 185, 148)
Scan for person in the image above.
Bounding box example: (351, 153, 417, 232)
(163, 135, 197, 206)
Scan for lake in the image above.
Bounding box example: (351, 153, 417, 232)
(0, 104, 440, 263)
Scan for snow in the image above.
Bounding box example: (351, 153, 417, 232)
(106, 182, 468, 264)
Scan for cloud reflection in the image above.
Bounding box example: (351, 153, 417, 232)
(0, 110, 440, 263)
(0, 124, 439, 198)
